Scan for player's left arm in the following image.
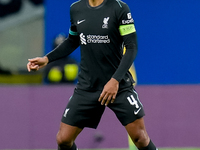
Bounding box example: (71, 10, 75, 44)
(112, 5, 137, 82)
(112, 31, 137, 81)
(98, 4, 137, 106)
(99, 30, 137, 106)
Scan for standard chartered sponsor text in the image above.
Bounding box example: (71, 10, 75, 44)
(87, 35, 110, 43)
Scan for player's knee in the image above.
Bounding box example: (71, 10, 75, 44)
(56, 132, 73, 148)
(132, 129, 149, 148)
(126, 118, 150, 148)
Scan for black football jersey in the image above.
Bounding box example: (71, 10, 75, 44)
(69, 0, 136, 91)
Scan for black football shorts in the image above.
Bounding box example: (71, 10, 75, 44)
(61, 86, 145, 129)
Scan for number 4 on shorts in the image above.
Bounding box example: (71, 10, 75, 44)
(127, 95, 139, 108)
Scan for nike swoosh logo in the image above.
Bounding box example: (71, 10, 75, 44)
(134, 107, 141, 115)
(63, 108, 70, 117)
(77, 19, 85, 24)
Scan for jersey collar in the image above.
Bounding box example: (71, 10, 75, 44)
(86, 0, 107, 9)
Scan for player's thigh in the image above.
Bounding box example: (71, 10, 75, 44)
(109, 87, 145, 126)
(57, 122, 83, 144)
(61, 88, 105, 128)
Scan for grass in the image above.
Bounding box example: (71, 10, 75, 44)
(4, 148, 200, 150)
(159, 149, 199, 150)
(81, 148, 200, 150)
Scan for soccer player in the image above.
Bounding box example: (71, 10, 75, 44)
(27, 0, 158, 150)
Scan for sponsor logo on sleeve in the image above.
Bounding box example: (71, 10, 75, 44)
(122, 13, 134, 24)
(127, 13, 132, 19)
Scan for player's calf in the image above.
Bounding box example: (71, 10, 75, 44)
(125, 118, 158, 150)
(57, 142, 77, 150)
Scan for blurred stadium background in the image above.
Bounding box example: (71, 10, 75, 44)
(0, 0, 200, 150)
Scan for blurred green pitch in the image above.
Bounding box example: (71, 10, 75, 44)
(4, 148, 200, 150)
(86, 148, 200, 150)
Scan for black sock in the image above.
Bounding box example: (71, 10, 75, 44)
(70, 143, 77, 150)
(139, 140, 158, 150)
(58, 143, 77, 150)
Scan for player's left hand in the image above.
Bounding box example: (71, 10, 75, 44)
(98, 78, 119, 106)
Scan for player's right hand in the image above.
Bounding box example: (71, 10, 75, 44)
(98, 78, 119, 106)
(27, 56, 49, 72)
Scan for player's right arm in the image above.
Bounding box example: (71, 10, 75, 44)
(46, 5, 80, 63)
(27, 30, 79, 72)
(27, 56, 49, 72)
(46, 28, 80, 63)
(27, 6, 80, 72)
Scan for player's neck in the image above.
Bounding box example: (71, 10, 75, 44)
(88, 0, 104, 7)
